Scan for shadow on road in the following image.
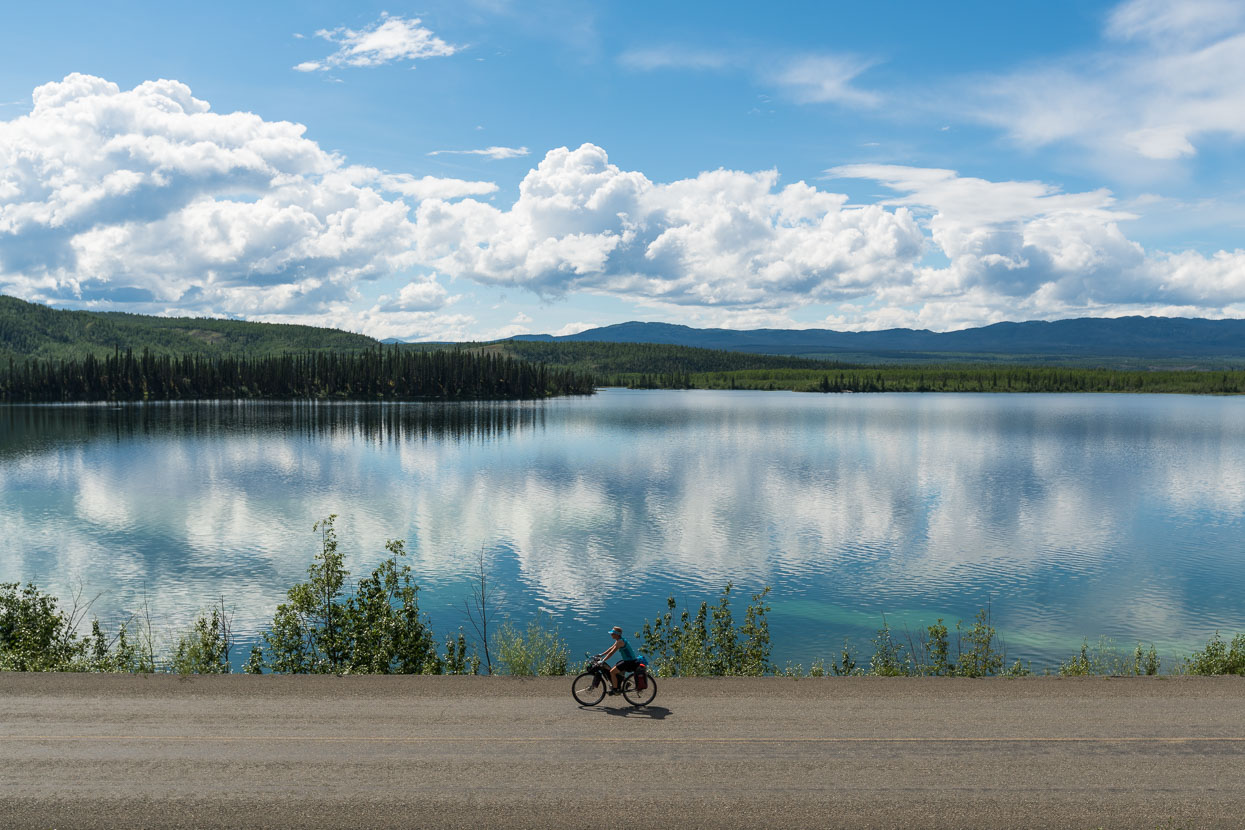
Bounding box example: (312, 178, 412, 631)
(598, 705, 672, 720)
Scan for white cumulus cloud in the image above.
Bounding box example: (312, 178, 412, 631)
(5, 75, 1244, 337)
(294, 14, 458, 72)
(822, 163, 1245, 330)
(414, 143, 926, 309)
(378, 280, 453, 312)
(0, 74, 483, 323)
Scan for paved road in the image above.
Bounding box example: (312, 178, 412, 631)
(2, 673, 1243, 829)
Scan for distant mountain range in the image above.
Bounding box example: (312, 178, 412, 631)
(513, 318, 1245, 363)
(5, 292, 1244, 366)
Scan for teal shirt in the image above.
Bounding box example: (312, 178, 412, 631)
(616, 638, 637, 662)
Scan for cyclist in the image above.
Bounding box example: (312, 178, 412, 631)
(600, 625, 640, 695)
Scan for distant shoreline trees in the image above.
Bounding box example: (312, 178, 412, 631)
(0, 346, 596, 403)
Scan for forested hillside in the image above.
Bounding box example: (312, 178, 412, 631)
(3, 295, 1241, 398)
(486, 340, 840, 375)
(0, 295, 377, 360)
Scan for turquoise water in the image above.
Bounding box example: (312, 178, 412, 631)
(2, 390, 1243, 669)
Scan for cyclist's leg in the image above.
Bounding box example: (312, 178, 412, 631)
(614, 660, 638, 689)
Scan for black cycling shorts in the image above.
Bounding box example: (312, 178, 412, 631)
(615, 659, 641, 672)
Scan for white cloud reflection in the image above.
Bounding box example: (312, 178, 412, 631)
(1, 394, 1243, 661)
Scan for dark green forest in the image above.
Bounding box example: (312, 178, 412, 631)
(0, 347, 596, 402)
(3, 295, 1243, 398)
(616, 365, 1245, 394)
(486, 339, 839, 375)
(485, 340, 1245, 394)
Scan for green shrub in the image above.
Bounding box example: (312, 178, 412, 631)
(1134, 643, 1160, 676)
(443, 629, 478, 675)
(1, 581, 158, 673)
(1003, 659, 1032, 677)
(831, 638, 862, 676)
(491, 614, 568, 676)
(345, 540, 439, 674)
(0, 582, 82, 671)
(256, 516, 440, 674)
(170, 605, 232, 675)
(1058, 637, 1149, 676)
(243, 644, 264, 674)
(955, 608, 1004, 677)
(923, 619, 953, 676)
(1185, 632, 1245, 675)
(868, 620, 910, 676)
(1058, 639, 1096, 676)
(640, 584, 771, 677)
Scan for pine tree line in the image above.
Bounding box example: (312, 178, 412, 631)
(614, 366, 1245, 394)
(0, 346, 596, 402)
(499, 340, 836, 374)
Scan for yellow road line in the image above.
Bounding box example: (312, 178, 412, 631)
(2, 735, 1244, 744)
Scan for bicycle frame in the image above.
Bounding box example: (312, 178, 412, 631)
(572, 654, 656, 707)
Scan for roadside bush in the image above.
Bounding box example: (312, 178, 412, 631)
(848, 609, 1007, 678)
(954, 608, 1004, 677)
(1003, 659, 1033, 677)
(1, 581, 152, 672)
(492, 614, 568, 676)
(1059, 638, 1108, 676)
(443, 629, 479, 675)
(170, 604, 232, 675)
(1134, 642, 1161, 676)
(868, 619, 910, 676)
(1058, 638, 1161, 676)
(922, 619, 953, 676)
(0, 582, 82, 671)
(831, 638, 863, 676)
(640, 584, 771, 677)
(254, 516, 440, 674)
(1184, 632, 1245, 676)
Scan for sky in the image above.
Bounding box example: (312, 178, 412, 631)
(1, 0, 1243, 340)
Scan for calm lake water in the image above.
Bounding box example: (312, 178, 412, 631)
(2, 390, 1243, 669)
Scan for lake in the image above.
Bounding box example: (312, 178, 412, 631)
(2, 390, 1243, 670)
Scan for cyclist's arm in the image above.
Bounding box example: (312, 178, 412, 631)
(601, 642, 619, 660)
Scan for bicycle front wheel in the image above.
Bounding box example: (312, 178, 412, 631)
(622, 671, 657, 706)
(572, 671, 606, 706)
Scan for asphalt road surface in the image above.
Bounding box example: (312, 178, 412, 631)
(2, 673, 1243, 829)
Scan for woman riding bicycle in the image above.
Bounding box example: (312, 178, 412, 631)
(600, 625, 640, 695)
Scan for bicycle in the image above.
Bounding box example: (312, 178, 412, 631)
(571, 652, 657, 707)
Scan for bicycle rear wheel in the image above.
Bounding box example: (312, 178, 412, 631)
(622, 671, 657, 706)
(572, 671, 606, 706)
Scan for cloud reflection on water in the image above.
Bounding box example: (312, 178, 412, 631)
(1, 392, 1242, 665)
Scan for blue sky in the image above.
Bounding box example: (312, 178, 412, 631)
(1, 0, 1243, 339)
